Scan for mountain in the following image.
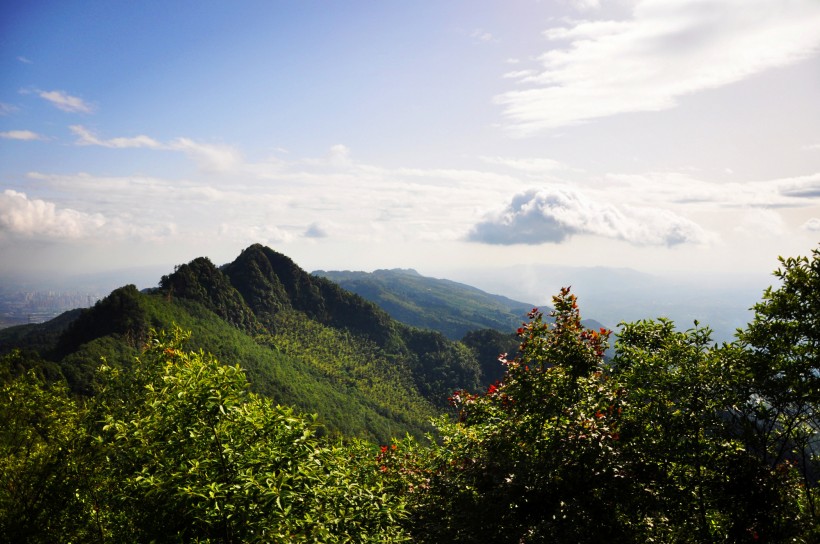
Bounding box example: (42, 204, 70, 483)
(313, 267, 610, 337)
(448, 264, 766, 343)
(312, 268, 535, 340)
(1, 244, 487, 442)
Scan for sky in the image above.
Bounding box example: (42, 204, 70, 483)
(2, 0, 820, 312)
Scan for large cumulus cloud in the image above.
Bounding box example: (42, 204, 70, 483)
(0, 190, 105, 239)
(467, 187, 709, 246)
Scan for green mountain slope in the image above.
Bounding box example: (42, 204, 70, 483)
(1, 245, 488, 440)
(313, 268, 535, 340)
(311, 267, 612, 372)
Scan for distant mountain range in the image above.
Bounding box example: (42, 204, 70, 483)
(313, 267, 609, 340)
(313, 268, 534, 340)
(446, 264, 768, 343)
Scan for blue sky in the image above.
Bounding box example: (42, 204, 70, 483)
(2, 0, 820, 309)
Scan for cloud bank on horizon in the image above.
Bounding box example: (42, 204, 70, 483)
(0, 0, 819, 279)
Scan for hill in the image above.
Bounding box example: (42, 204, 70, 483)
(0, 244, 486, 442)
(313, 267, 609, 337)
(313, 268, 535, 340)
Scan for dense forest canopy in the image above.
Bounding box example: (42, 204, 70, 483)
(1, 244, 820, 542)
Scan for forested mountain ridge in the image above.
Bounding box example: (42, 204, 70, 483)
(0, 244, 487, 440)
(223, 244, 401, 348)
(313, 268, 533, 340)
(313, 267, 609, 340)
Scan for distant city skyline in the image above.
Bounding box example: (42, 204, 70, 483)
(1, 0, 819, 296)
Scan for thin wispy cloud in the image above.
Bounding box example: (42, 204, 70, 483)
(732, 208, 787, 238)
(480, 155, 570, 174)
(569, 0, 601, 11)
(218, 223, 294, 245)
(602, 171, 820, 210)
(1, 130, 45, 141)
(36, 90, 94, 113)
(497, 0, 820, 134)
(71, 125, 161, 148)
(70, 126, 241, 172)
(167, 138, 242, 172)
(470, 28, 496, 43)
(0, 103, 19, 115)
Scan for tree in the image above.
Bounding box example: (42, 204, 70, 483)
(88, 327, 410, 543)
(0, 368, 91, 543)
(737, 246, 820, 527)
(407, 289, 631, 543)
(402, 288, 810, 543)
(613, 319, 805, 542)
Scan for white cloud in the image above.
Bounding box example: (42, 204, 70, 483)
(0, 130, 44, 141)
(168, 138, 241, 172)
(601, 170, 820, 209)
(0, 190, 105, 239)
(17, 56, 32, 64)
(569, 0, 601, 11)
(497, 0, 820, 134)
(775, 173, 820, 200)
(0, 103, 19, 115)
(467, 186, 710, 246)
(503, 69, 538, 79)
(328, 144, 352, 167)
(37, 90, 93, 113)
(70, 125, 240, 171)
(733, 208, 787, 238)
(70, 125, 161, 148)
(480, 155, 570, 174)
(471, 29, 496, 42)
(218, 223, 294, 245)
(803, 218, 820, 232)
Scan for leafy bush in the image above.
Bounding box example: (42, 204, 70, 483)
(89, 327, 411, 543)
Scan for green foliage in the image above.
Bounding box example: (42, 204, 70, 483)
(163, 244, 480, 416)
(736, 247, 820, 526)
(401, 328, 481, 407)
(53, 284, 148, 359)
(399, 286, 812, 543)
(0, 370, 91, 543)
(461, 328, 520, 386)
(87, 327, 410, 543)
(224, 244, 404, 350)
(266, 310, 436, 440)
(22, 275, 442, 441)
(160, 257, 261, 334)
(613, 320, 805, 542)
(405, 289, 629, 543)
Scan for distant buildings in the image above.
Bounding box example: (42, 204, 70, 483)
(0, 289, 101, 329)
